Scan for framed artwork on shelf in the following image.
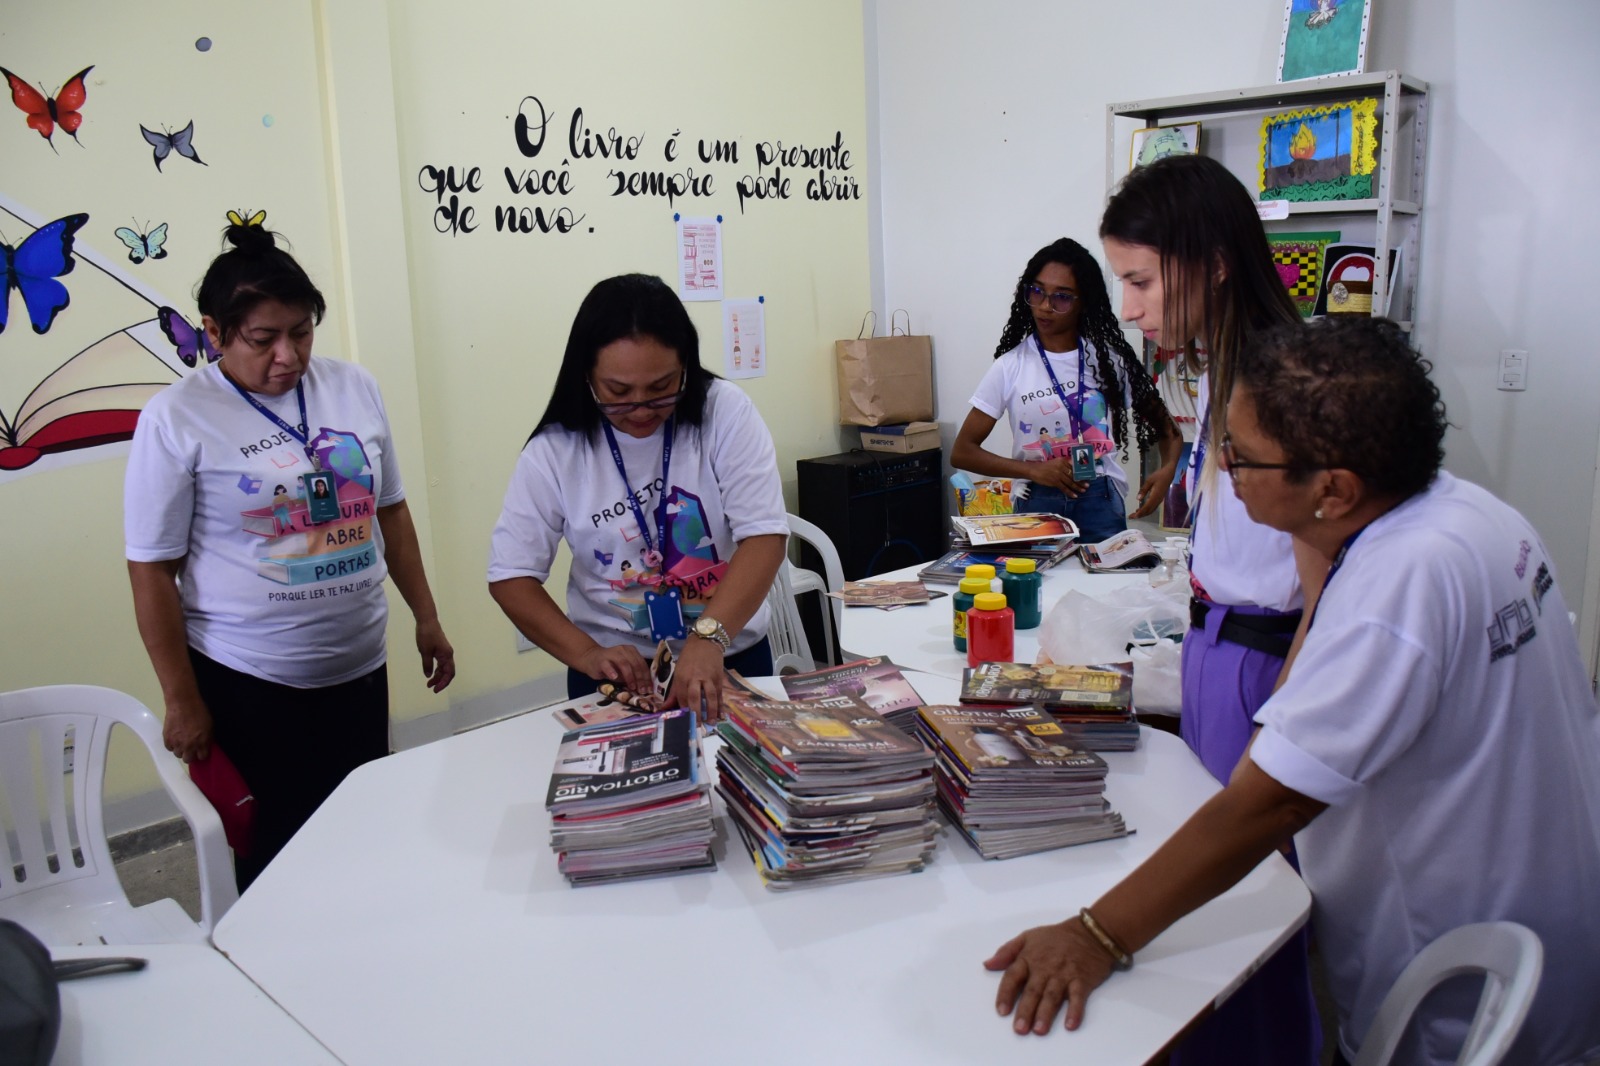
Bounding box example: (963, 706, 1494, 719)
(1129, 123, 1201, 169)
(1278, 0, 1373, 82)
(1267, 230, 1341, 317)
(1258, 98, 1378, 202)
(1312, 243, 1401, 317)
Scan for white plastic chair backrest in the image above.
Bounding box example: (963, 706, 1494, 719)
(1352, 921, 1544, 1066)
(0, 685, 236, 935)
(765, 562, 815, 674)
(785, 512, 845, 660)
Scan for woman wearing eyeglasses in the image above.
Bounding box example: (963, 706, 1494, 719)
(951, 238, 1181, 544)
(488, 274, 788, 711)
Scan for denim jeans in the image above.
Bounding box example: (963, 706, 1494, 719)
(1017, 476, 1126, 543)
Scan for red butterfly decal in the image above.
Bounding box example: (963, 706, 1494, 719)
(0, 64, 93, 151)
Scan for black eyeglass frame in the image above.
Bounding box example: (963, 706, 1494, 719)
(1023, 284, 1078, 314)
(589, 370, 688, 416)
(1219, 433, 1316, 482)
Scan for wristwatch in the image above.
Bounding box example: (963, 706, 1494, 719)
(691, 615, 732, 651)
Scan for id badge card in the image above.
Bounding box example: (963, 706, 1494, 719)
(1068, 442, 1097, 482)
(301, 471, 341, 525)
(645, 587, 687, 642)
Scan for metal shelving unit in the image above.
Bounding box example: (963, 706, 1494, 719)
(1107, 70, 1430, 328)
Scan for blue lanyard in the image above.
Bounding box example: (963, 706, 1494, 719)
(1035, 335, 1088, 442)
(225, 373, 321, 470)
(601, 417, 674, 561)
(1306, 525, 1368, 632)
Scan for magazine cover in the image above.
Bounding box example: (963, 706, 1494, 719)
(779, 656, 925, 717)
(722, 694, 927, 764)
(960, 662, 1134, 710)
(919, 545, 1077, 584)
(953, 513, 1078, 547)
(915, 704, 1106, 774)
(1078, 530, 1161, 572)
(545, 709, 700, 810)
(827, 580, 932, 607)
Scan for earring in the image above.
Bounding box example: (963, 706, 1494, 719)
(1314, 508, 1325, 519)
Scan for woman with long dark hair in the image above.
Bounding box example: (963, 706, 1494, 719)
(488, 274, 788, 711)
(951, 238, 1181, 543)
(1088, 154, 1317, 1066)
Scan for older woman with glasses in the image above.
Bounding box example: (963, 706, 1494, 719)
(985, 316, 1600, 1066)
(951, 237, 1181, 543)
(489, 274, 788, 710)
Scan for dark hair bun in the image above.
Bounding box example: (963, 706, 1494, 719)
(225, 223, 276, 255)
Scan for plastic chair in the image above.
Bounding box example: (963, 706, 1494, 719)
(0, 685, 238, 946)
(765, 562, 817, 674)
(1352, 921, 1543, 1066)
(785, 513, 845, 665)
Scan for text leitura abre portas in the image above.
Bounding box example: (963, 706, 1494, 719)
(415, 95, 862, 237)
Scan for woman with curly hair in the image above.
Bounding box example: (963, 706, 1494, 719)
(951, 237, 1181, 543)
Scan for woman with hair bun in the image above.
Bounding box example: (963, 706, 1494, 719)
(125, 222, 454, 889)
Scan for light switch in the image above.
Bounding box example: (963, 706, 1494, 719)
(1498, 349, 1527, 392)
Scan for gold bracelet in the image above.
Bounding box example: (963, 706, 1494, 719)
(1078, 908, 1132, 970)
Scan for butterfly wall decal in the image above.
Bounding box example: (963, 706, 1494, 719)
(157, 306, 221, 367)
(113, 220, 168, 263)
(140, 120, 206, 171)
(0, 65, 92, 152)
(1, 213, 89, 335)
(227, 209, 266, 228)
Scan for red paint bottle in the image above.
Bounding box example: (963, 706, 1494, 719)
(966, 592, 1015, 667)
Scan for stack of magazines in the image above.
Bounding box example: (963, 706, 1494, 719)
(545, 709, 716, 886)
(961, 662, 1140, 751)
(715, 694, 939, 889)
(779, 656, 926, 734)
(918, 544, 1079, 585)
(922, 513, 1080, 585)
(914, 703, 1129, 859)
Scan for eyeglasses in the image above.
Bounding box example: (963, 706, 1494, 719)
(589, 372, 686, 416)
(1219, 434, 1306, 482)
(1024, 284, 1077, 314)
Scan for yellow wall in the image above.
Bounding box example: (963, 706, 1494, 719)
(382, 0, 871, 711)
(0, 0, 870, 812)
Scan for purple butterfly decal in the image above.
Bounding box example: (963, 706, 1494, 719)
(594, 548, 615, 566)
(237, 475, 262, 495)
(157, 306, 220, 367)
(1018, 421, 1032, 434)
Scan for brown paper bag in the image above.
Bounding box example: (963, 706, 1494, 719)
(834, 310, 935, 427)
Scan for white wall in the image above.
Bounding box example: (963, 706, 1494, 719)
(869, 0, 1600, 631)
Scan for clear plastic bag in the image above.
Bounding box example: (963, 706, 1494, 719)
(1038, 582, 1188, 715)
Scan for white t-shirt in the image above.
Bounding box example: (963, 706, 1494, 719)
(1185, 372, 1301, 609)
(125, 358, 403, 687)
(1252, 473, 1600, 1066)
(968, 336, 1133, 499)
(487, 379, 789, 658)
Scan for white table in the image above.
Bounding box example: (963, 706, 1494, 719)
(213, 674, 1308, 1066)
(50, 943, 340, 1065)
(841, 560, 1153, 678)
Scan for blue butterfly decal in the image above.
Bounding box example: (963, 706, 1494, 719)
(1018, 421, 1033, 434)
(594, 548, 615, 566)
(113, 221, 168, 263)
(140, 121, 206, 171)
(1, 212, 88, 335)
(157, 306, 220, 367)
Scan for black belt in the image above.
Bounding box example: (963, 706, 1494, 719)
(1190, 598, 1301, 659)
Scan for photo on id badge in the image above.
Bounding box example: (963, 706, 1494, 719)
(1068, 442, 1096, 482)
(302, 471, 340, 524)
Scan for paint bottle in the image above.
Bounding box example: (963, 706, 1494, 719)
(1000, 558, 1043, 630)
(964, 562, 1001, 593)
(953, 577, 989, 653)
(967, 592, 1015, 668)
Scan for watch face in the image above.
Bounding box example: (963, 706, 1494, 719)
(695, 617, 715, 636)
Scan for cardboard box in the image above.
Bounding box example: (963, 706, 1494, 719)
(859, 421, 941, 454)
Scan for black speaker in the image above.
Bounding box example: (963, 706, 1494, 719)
(797, 448, 946, 580)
